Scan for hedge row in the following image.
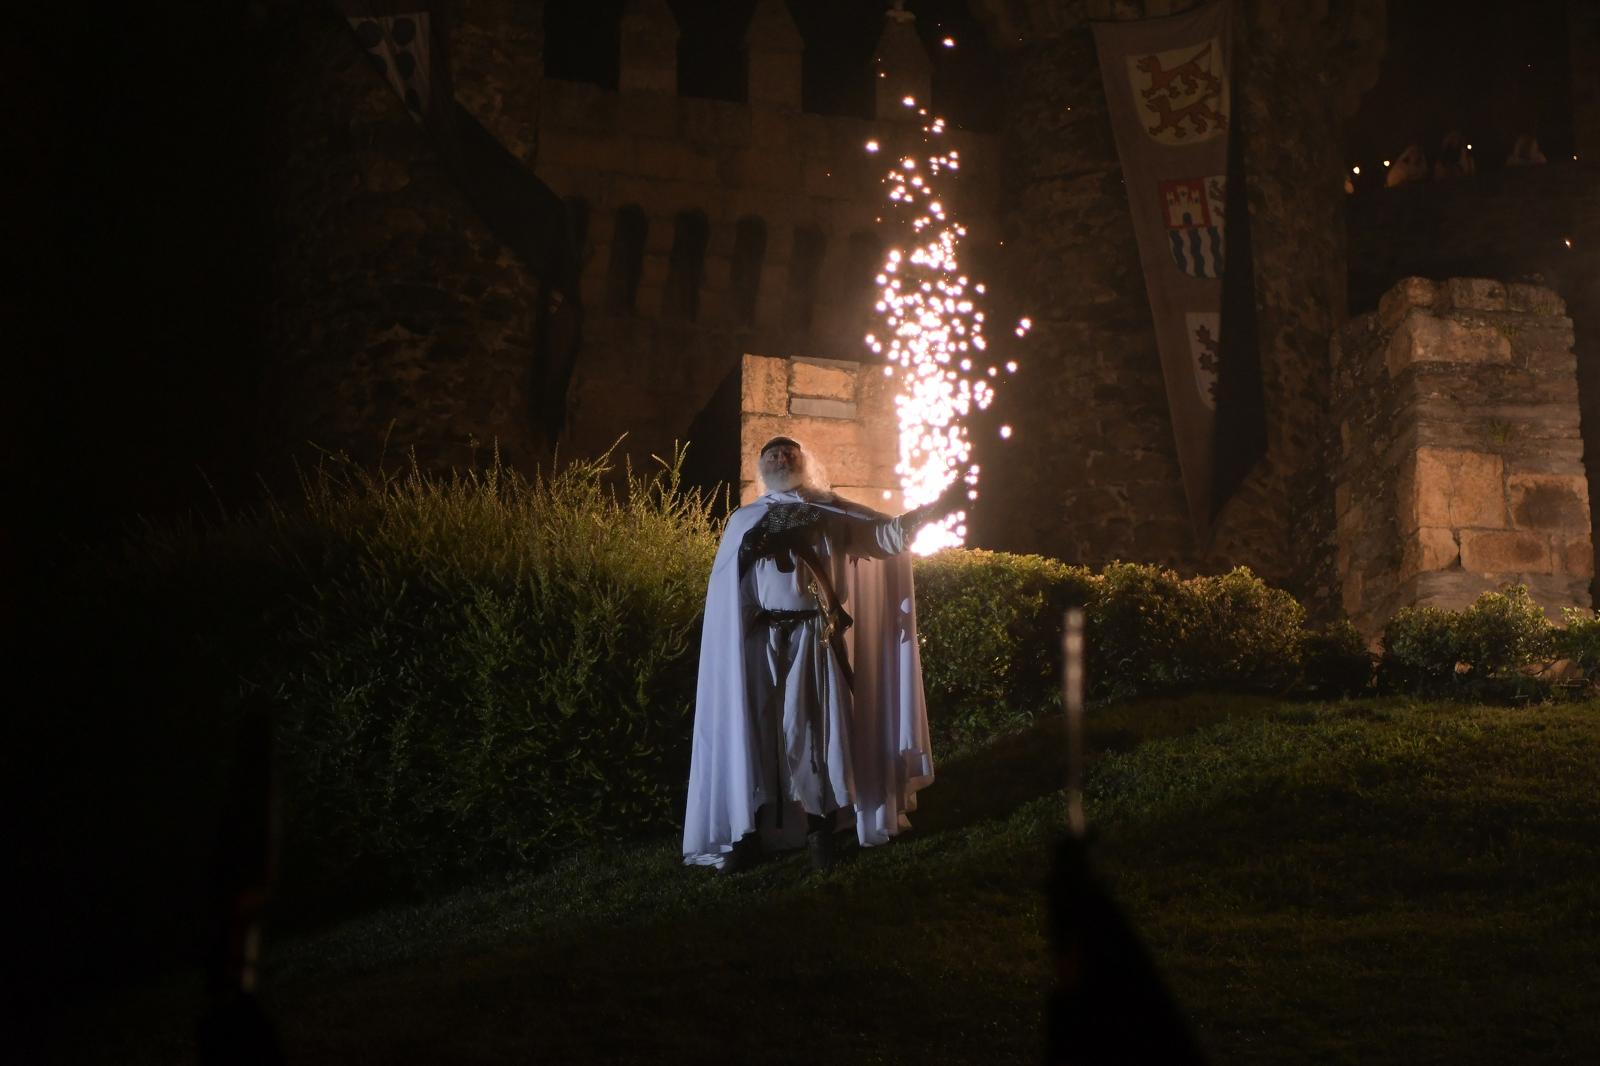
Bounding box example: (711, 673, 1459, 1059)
(1381, 587, 1600, 700)
(913, 552, 1367, 749)
(41, 458, 1598, 893)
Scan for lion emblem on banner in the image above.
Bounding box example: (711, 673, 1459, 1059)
(1126, 39, 1229, 144)
(1185, 311, 1221, 411)
(1161, 176, 1226, 278)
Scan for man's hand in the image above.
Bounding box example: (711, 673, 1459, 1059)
(903, 478, 971, 530)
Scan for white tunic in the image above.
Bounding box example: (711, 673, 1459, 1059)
(682, 490, 936, 867)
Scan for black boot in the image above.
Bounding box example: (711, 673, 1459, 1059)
(720, 832, 762, 875)
(806, 812, 839, 872)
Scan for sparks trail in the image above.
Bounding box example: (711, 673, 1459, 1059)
(865, 98, 1030, 554)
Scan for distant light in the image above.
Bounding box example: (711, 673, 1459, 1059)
(865, 139, 880, 153)
(1352, 165, 1361, 174)
(1005, 360, 1018, 372)
(882, 490, 893, 500)
(1565, 238, 1574, 248)
(1466, 143, 1473, 150)
(999, 425, 1013, 439)
(1383, 159, 1391, 167)
(902, 95, 916, 107)
(942, 36, 955, 47)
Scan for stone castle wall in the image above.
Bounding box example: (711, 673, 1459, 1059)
(1346, 161, 1600, 603)
(739, 355, 900, 510)
(260, 8, 546, 479)
(1332, 277, 1592, 641)
(449, 0, 1001, 489)
(966, 0, 1384, 608)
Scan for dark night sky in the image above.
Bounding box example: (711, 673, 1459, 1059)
(1348, 0, 1574, 175)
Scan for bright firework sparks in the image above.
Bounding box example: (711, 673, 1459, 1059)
(865, 97, 1031, 553)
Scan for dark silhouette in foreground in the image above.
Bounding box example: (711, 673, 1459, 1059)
(1046, 609, 1207, 1064)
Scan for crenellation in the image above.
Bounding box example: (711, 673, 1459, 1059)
(873, 6, 933, 122)
(743, 0, 804, 111)
(619, 0, 678, 96)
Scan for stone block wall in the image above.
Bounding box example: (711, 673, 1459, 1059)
(967, 0, 1384, 599)
(448, 0, 1001, 483)
(1332, 277, 1592, 640)
(739, 354, 899, 511)
(1346, 162, 1600, 605)
(260, 8, 545, 483)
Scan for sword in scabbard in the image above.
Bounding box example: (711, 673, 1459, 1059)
(793, 544, 855, 691)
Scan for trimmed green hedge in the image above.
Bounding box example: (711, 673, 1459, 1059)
(46, 450, 717, 893)
(1381, 588, 1594, 701)
(914, 554, 1319, 748)
(43, 456, 1597, 897)
(269, 453, 718, 884)
(912, 550, 1094, 747)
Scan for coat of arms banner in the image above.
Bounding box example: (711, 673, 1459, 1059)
(1093, 1, 1233, 540)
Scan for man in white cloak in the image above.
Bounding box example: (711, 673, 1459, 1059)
(682, 436, 963, 872)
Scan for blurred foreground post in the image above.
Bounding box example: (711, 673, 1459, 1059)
(1046, 610, 1206, 1065)
(198, 696, 283, 1066)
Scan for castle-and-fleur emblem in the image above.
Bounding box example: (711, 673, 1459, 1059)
(1159, 175, 1226, 278)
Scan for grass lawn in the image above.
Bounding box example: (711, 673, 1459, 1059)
(54, 694, 1600, 1064)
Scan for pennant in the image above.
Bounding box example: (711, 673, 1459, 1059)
(1094, 2, 1236, 540)
(338, 1, 451, 131)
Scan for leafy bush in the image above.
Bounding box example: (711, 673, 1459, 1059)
(1085, 564, 1305, 700)
(1556, 607, 1600, 678)
(912, 550, 1094, 749)
(1381, 586, 1558, 699)
(915, 557, 1314, 743)
(1299, 619, 1375, 697)
(268, 451, 718, 886)
(45, 449, 718, 894)
(1088, 562, 1200, 700)
(1183, 567, 1307, 693)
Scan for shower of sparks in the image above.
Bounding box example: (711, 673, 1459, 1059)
(865, 96, 1031, 554)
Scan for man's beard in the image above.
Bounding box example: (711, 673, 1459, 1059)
(761, 467, 806, 493)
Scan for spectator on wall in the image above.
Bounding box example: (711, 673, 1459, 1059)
(1506, 134, 1547, 166)
(1433, 131, 1476, 179)
(1386, 144, 1429, 187)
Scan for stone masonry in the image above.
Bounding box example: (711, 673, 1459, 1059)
(739, 354, 900, 511)
(1332, 277, 1592, 641)
(470, 0, 1001, 479)
(967, 0, 1384, 603)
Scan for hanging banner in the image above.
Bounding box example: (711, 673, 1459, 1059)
(1093, 1, 1232, 540)
(338, 1, 451, 132)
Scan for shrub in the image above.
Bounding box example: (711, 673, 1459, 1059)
(268, 450, 718, 885)
(1380, 586, 1557, 699)
(1087, 564, 1305, 699)
(45, 448, 719, 893)
(1557, 608, 1600, 671)
(1299, 619, 1375, 697)
(1088, 562, 1199, 700)
(915, 557, 1316, 735)
(1183, 567, 1306, 692)
(913, 550, 1094, 748)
